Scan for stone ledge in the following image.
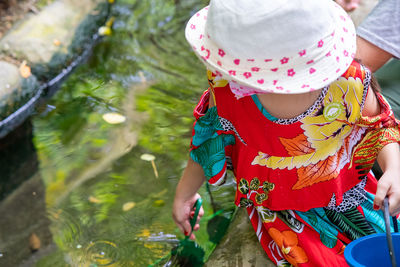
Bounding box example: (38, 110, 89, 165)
(0, 0, 111, 138)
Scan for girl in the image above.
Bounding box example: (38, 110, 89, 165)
(173, 0, 400, 265)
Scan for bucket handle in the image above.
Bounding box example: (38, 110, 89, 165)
(384, 197, 398, 267)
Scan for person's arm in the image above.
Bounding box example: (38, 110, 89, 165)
(374, 143, 400, 216)
(363, 86, 400, 215)
(172, 158, 206, 239)
(356, 36, 393, 72)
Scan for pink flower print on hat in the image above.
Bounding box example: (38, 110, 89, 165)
(287, 69, 296, 77)
(243, 72, 252, 79)
(190, 24, 196, 30)
(325, 51, 331, 57)
(257, 79, 264, 84)
(270, 68, 278, 72)
(234, 59, 240, 65)
(264, 59, 272, 62)
(229, 70, 236, 76)
(309, 68, 316, 74)
(251, 67, 260, 72)
(299, 50, 306, 56)
(201, 46, 210, 60)
(280, 57, 289, 64)
(306, 60, 314, 64)
(343, 50, 349, 57)
(318, 40, 324, 47)
(218, 49, 225, 57)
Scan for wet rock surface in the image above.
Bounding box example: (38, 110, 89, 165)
(205, 208, 275, 267)
(0, 0, 102, 63)
(0, 0, 109, 137)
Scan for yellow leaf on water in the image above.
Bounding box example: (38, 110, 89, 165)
(88, 196, 101, 203)
(19, 61, 31, 78)
(53, 39, 61, 46)
(98, 26, 112, 36)
(102, 112, 126, 124)
(106, 17, 115, 28)
(122, 201, 136, 211)
(153, 199, 165, 207)
(137, 229, 151, 238)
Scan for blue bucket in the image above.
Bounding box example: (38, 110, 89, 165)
(345, 233, 400, 267)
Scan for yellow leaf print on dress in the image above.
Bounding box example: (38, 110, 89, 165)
(207, 70, 228, 88)
(252, 77, 367, 188)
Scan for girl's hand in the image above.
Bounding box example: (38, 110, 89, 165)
(374, 168, 400, 216)
(172, 193, 204, 240)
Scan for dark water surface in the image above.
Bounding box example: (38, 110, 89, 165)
(0, 0, 236, 266)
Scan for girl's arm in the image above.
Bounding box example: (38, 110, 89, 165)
(172, 158, 206, 239)
(374, 143, 400, 215)
(363, 86, 400, 215)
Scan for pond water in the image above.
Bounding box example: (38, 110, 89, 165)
(0, 0, 236, 266)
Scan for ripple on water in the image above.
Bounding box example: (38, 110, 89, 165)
(85, 240, 120, 266)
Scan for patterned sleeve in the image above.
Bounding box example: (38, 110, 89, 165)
(189, 89, 235, 185)
(353, 91, 400, 172)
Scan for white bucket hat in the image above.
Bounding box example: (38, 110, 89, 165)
(185, 0, 356, 94)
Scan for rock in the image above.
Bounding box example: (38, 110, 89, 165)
(0, 0, 102, 64)
(205, 208, 275, 267)
(0, 61, 39, 122)
(0, 61, 21, 100)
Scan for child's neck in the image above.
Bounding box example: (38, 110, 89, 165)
(257, 89, 323, 120)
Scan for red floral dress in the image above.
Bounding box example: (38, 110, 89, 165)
(190, 61, 400, 266)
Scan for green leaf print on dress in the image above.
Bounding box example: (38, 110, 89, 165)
(360, 192, 386, 233)
(277, 210, 304, 234)
(256, 206, 277, 223)
(324, 206, 376, 240)
(297, 208, 339, 248)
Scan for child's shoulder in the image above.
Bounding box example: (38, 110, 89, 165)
(341, 60, 370, 83)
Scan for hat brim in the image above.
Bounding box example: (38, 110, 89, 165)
(185, 1, 356, 94)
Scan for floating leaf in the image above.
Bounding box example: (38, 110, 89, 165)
(105, 17, 115, 28)
(102, 112, 126, 124)
(19, 61, 31, 78)
(29, 233, 41, 251)
(140, 153, 155, 161)
(153, 199, 165, 207)
(88, 196, 101, 203)
(122, 201, 136, 211)
(98, 26, 112, 36)
(140, 154, 159, 178)
(53, 39, 61, 46)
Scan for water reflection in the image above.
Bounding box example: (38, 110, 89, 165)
(0, 120, 53, 266)
(2, 0, 235, 266)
